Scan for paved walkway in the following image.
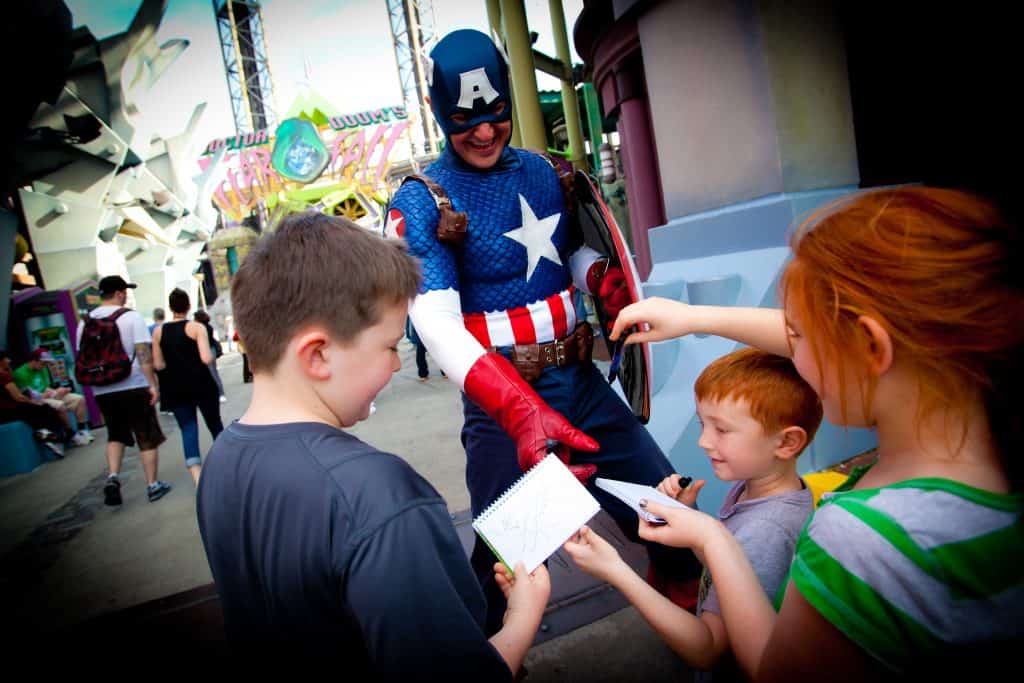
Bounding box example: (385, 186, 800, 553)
(0, 344, 689, 680)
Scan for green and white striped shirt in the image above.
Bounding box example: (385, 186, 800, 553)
(787, 466, 1023, 672)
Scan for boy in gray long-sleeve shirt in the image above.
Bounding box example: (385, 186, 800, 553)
(564, 348, 823, 682)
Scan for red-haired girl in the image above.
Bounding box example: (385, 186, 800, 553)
(609, 187, 1023, 680)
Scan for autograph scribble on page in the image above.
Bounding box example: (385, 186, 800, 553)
(473, 455, 600, 572)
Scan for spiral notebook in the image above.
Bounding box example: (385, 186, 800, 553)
(473, 454, 601, 574)
(594, 477, 689, 524)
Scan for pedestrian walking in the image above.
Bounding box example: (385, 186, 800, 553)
(153, 289, 223, 486)
(76, 276, 171, 505)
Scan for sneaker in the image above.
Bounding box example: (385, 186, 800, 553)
(104, 477, 122, 506)
(71, 432, 91, 447)
(147, 480, 172, 502)
(43, 441, 65, 459)
(82, 431, 96, 443)
(219, 395, 227, 403)
(35, 428, 53, 441)
(418, 376, 428, 382)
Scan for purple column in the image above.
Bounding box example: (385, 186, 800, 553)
(589, 20, 665, 280)
(616, 96, 663, 279)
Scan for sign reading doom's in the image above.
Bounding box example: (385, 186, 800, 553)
(198, 106, 411, 221)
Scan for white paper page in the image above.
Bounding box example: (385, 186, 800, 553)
(473, 454, 601, 573)
(594, 477, 689, 524)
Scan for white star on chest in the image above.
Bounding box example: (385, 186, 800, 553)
(502, 194, 562, 281)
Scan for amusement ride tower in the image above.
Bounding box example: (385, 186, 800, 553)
(386, 0, 442, 156)
(212, 0, 277, 135)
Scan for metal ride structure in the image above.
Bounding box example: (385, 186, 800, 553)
(203, 0, 433, 260)
(212, 0, 277, 135)
(385, 0, 441, 156)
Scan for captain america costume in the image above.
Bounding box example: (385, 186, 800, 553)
(389, 147, 585, 354)
(387, 29, 699, 633)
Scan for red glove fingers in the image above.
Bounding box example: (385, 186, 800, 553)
(463, 353, 599, 483)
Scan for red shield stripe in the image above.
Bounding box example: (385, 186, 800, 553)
(385, 208, 406, 238)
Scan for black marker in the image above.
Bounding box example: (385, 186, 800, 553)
(607, 339, 625, 383)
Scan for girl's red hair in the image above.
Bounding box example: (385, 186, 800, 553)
(781, 187, 1022, 484)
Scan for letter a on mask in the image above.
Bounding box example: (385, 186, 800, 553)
(457, 68, 500, 109)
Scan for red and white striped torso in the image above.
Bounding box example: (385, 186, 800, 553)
(462, 286, 576, 348)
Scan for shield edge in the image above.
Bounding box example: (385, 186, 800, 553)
(575, 172, 651, 421)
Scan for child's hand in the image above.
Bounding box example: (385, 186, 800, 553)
(636, 499, 720, 552)
(656, 475, 706, 508)
(494, 562, 551, 624)
(563, 525, 629, 583)
(609, 297, 698, 345)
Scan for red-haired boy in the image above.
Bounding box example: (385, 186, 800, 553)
(565, 347, 822, 680)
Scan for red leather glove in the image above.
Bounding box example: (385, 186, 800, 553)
(587, 260, 630, 330)
(463, 353, 599, 482)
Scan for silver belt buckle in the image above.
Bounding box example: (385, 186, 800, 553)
(554, 340, 566, 366)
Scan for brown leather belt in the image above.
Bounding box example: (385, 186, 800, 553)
(493, 322, 594, 383)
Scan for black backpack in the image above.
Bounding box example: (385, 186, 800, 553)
(75, 308, 135, 386)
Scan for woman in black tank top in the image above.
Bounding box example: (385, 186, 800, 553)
(152, 288, 223, 484)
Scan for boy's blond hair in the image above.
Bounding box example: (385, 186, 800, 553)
(694, 348, 823, 455)
(231, 212, 421, 373)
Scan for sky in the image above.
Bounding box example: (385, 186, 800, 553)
(65, 0, 585, 150)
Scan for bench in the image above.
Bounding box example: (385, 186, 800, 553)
(0, 420, 48, 477)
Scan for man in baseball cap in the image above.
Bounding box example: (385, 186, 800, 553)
(80, 275, 171, 504)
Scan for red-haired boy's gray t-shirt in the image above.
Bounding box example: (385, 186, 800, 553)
(197, 421, 512, 678)
(698, 479, 815, 617)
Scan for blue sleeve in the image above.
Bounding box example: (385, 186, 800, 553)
(389, 180, 460, 294)
(341, 500, 513, 681)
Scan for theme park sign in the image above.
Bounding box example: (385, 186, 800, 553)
(198, 105, 411, 221)
(201, 105, 409, 156)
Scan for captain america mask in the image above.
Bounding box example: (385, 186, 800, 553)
(428, 29, 513, 139)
